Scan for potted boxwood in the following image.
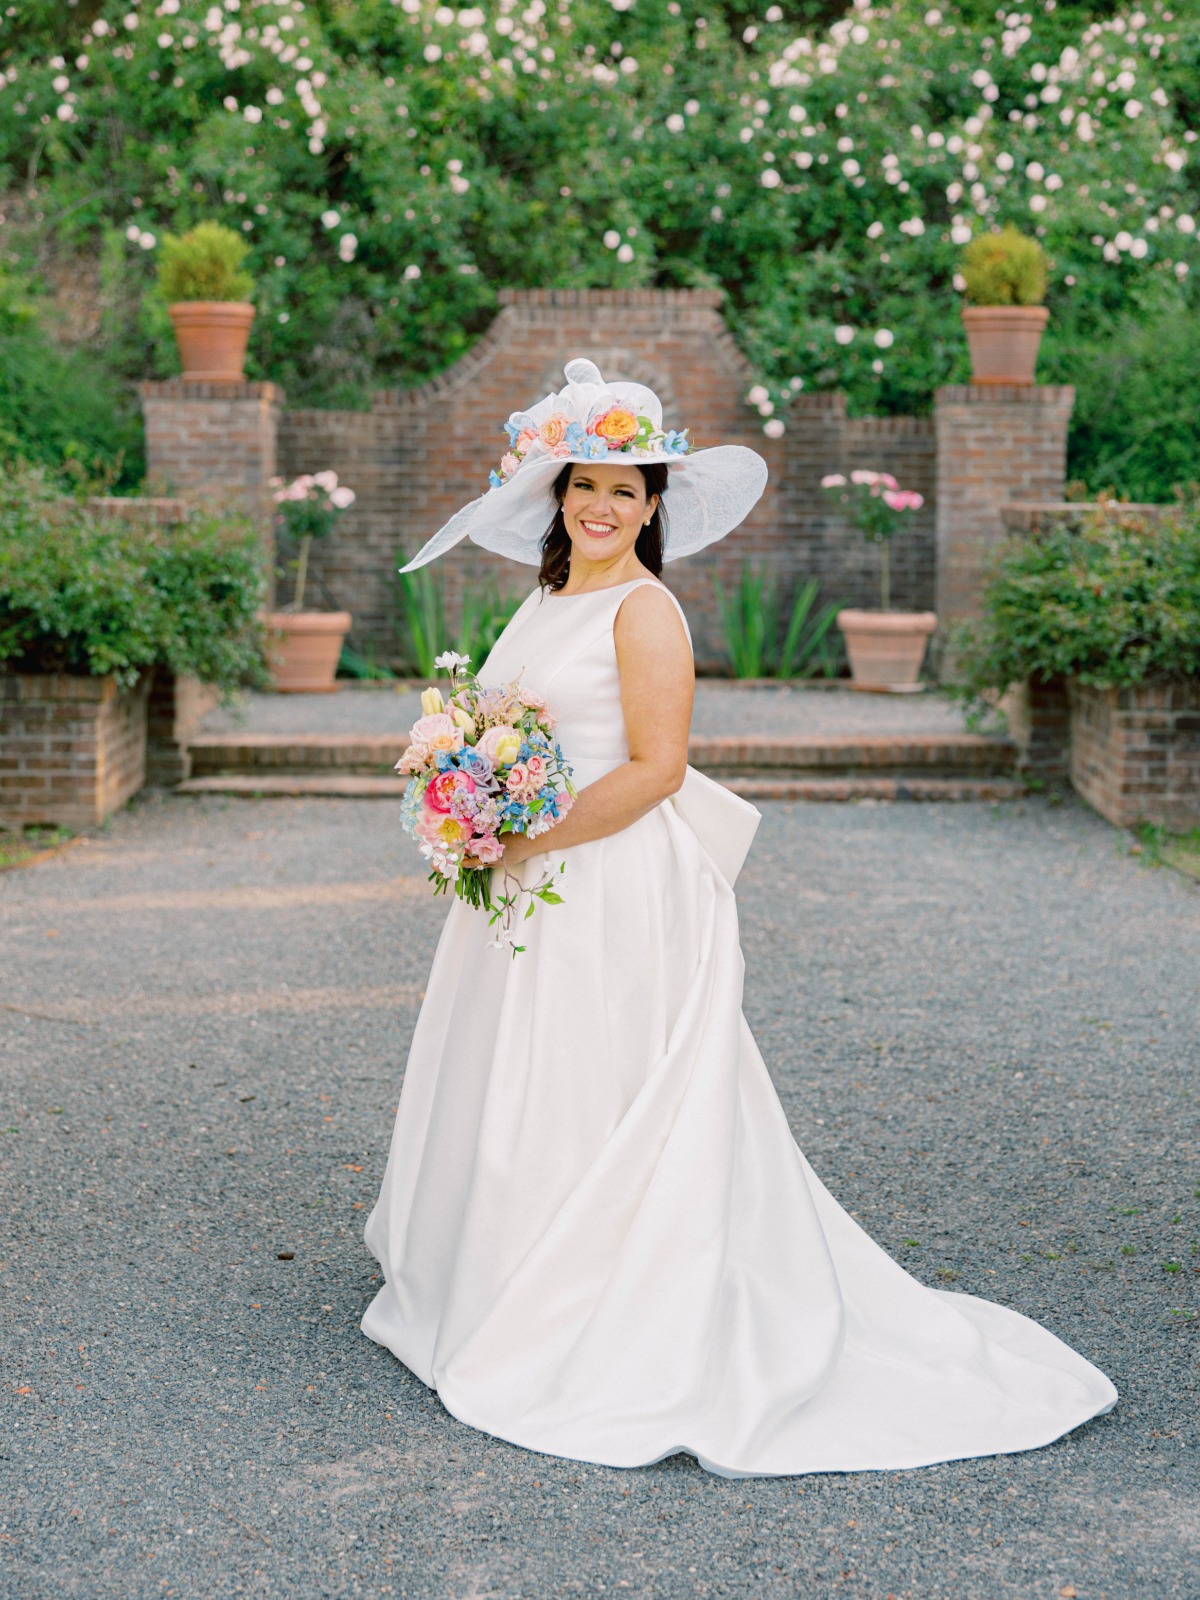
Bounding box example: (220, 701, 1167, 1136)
(960, 224, 1049, 385)
(157, 221, 256, 381)
(267, 471, 356, 692)
(822, 471, 936, 692)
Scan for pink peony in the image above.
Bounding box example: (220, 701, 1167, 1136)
(424, 768, 477, 815)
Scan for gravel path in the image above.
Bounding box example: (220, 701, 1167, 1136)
(2, 789, 1196, 1599)
(202, 682, 971, 739)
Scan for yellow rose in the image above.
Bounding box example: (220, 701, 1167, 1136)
(420, 686, 445, 716)
(493, 732, 521, 766)
(451, 705, 475, 735)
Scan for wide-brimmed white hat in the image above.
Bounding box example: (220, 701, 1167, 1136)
(399, 357, 768, 572)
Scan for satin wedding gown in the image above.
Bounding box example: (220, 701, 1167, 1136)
(361, 576, 1117, 1478)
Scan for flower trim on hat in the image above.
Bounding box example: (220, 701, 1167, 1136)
(487, 405, 693, 491)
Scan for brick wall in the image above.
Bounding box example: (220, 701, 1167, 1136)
(138, 293, 1074, 676)
(1068, 680, 1200, 829)
(274, 291, 939, 672)
(0, 674, 149, 829)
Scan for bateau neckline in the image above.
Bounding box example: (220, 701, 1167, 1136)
(546, 577, 664, 599)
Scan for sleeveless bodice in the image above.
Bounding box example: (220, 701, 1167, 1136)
(475, 578, 692, 784)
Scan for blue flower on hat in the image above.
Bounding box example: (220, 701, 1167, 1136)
(504, 412, 536, 447)
(563, 420, 588, 451)
(578, 433, 608, 460)
(488, 468, 505, 489)
(662, 430, 691, 455)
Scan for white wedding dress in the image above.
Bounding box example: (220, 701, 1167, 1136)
(361, 577, 1117, 1478)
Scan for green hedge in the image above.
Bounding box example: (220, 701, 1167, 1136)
(948, 505, 1200, 704)
(0, 463, 268, 691)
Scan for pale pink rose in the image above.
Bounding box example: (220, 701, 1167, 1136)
(850, 469, 879, 486)
(883, 489, 924, 511)
(820, 473, 846, 488)
(878, 472, 900, 491)
(505, 762, 530, 793)
(539, 412, 571, 448)
(330, 485, 356, 508)
(524, 754, 546, 782)
(516, 428, 538, 452)
(412, 716, 464, 752)
(312, 469, 339, 492)
(500, 452, 521, 478)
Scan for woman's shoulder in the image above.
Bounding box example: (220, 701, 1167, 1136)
(613, 575, 692, 650)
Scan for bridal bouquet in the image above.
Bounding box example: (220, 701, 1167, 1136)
(395, 651, 576, 953)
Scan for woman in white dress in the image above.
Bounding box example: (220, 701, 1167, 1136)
(361, 359, 1117, 1478)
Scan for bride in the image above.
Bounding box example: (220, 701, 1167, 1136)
(361, 358, 1117, 1478)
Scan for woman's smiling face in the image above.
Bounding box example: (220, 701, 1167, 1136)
(561, 462, 658, 567)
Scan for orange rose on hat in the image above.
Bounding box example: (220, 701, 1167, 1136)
(592, 407, 640, 448)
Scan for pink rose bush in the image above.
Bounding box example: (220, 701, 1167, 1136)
(820, 468, 925, 612)
(395, 650, 576, 953)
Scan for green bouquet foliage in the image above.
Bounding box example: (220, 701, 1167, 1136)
(157, 221, 255, 304)
(0, 463, 269, 690)
(948, 504, 1200, 706)
(961, 225, 1048, 307)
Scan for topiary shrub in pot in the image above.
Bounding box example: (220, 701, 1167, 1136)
(960, 224, 1049, 385)
(157, 220, 256, 381)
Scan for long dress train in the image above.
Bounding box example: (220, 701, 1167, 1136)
(361, 577, 1117, 1478)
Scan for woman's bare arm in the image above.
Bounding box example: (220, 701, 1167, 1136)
(502, 584, 694, 865)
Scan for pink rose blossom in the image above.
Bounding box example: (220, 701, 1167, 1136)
(467, 833, 505, 865)
(505, 762, 530, 793)
(500, 452, 521, 478)
(883, 489, 924, 511)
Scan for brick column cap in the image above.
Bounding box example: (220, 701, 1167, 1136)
(139, 379, 286, 404)
(497, 287, 725, 308)
(935, 382, 1075, 406)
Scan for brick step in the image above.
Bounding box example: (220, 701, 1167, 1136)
(176, 774, 402, 798)
(187, 734, 398, 778)
(690, 733, 1019, 776)
(722, 776, 1029, 803)
(175, 773, 1028, 804)
(186, 731, 1020, 781)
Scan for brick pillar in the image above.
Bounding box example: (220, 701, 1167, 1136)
(140, 379, 284, 496)
(934, 384, 1074, 673)
(140, 380, 285, 601)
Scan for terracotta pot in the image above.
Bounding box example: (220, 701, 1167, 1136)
(167, 301, 256, 381)
(266, 611, 352, 693)
(961, 305, 1049, 385)
(836, 609, 938, 693)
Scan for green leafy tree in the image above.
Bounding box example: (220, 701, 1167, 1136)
(0, 0, 1196, 493)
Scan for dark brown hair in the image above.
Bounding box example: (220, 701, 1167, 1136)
(538, 461, 670, 591)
